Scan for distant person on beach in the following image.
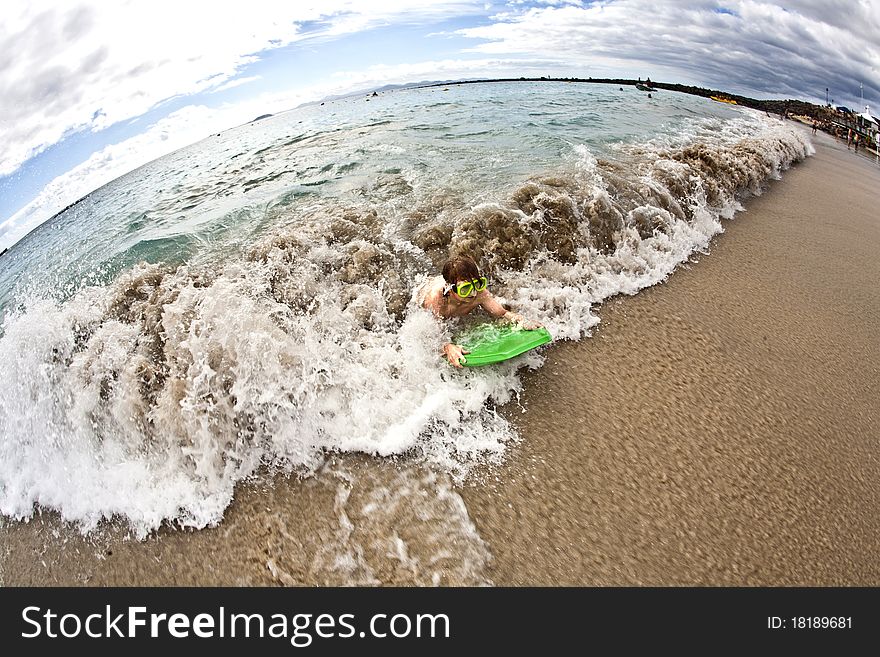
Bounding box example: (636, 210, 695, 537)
(853, 133, 860, 152)
(417, 255, 543, 367)
(811, 120, 818, 135)
(847, 128, 852, 149)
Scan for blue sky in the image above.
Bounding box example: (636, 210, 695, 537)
(2, 0, 878, 251)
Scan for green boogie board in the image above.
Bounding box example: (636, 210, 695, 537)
(454, 324, 552, 367)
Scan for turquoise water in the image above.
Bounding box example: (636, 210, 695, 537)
(0, 81, 812, 537)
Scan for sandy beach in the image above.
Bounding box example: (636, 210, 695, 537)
(2, 131, 878, 586)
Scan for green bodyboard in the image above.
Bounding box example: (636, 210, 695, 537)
(454, 324, 552, 367)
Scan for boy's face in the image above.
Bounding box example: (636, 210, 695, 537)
(449, 276, 488, 300)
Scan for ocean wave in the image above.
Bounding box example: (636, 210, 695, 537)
(0, 112, 813, 537)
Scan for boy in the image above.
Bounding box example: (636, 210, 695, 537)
(418, 255, 543, 367)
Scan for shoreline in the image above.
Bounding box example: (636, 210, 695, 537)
(463, 131, 880, 585)
(2, 132, 878, 586)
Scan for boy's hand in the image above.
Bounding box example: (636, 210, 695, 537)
(443, 343, 469, 368)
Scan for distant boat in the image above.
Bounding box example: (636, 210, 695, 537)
(635, 83, 655, 92)
(710, 96, 737, 105)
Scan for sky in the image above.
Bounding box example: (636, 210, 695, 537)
(1, 0, 878, 252)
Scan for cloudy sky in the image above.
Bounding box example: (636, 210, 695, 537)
(1, 0, 878, 251)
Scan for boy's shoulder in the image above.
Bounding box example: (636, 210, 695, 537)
(417, 275, 444, 308)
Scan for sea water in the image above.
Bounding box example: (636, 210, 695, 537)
(0, 82, 812, 539)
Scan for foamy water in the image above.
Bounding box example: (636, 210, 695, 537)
(0, 82, 813, 539)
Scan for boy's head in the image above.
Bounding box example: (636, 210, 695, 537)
(442, 255, 480, 284)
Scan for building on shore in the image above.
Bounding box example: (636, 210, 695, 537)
(827, 106, 878, 148)
(856, 108, 878, 145)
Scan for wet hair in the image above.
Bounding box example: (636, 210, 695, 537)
(442, 255, 481, 284)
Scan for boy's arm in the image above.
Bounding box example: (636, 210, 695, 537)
(477, 291, 508, 319)
(420, 284, 472, 367)
(478, 292, 543, 329)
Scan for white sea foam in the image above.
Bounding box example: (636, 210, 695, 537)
(0, 254, 530, 537)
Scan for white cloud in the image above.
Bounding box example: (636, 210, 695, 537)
(212, 76, 262, 93)
(457, 0, 880, 106)
(0, 0, 482, 178)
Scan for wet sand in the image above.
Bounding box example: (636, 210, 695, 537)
(2, 132, 878, 586)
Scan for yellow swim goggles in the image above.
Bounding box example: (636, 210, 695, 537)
(445, 276, 488, 299)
